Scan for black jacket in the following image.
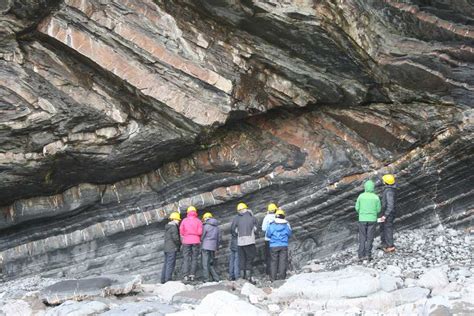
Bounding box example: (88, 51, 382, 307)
(164, 221, 181, 252)
(382, 185, 397, 217)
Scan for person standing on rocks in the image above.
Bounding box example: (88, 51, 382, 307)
(355, 180, 381, 262)
(161, 212, 181, 284)
(228, 219, 240, 281)
(380, 174, 397, 253)
(201, 212, 220, 282)
(180, 206, 203, 282)
(266, 209, 292, 281)
(231, 202, 258, 283)
(262, 202, 278, 276)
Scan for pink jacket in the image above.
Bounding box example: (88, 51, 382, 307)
(179, 211, 203, 245)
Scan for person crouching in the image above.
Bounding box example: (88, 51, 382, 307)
(266, 209, 292, 281)
(201, 212, 220, 282)
(161, 212, 181, 284)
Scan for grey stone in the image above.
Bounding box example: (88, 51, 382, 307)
(391, 287, 430, 305)
(1, 300, 33, 316)
(40, 275, 142, 305)
(271, 266, 381, 302)
(100, 301, 175, 316)
(168, 290, 267, 316)
(171, 284, 235, 305)
(418, 267, 449, 290)
(379, 273, 400, 292)
(45, 300, 109, 316)
(151, 281, 193, 304)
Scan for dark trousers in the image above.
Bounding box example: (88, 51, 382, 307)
(358, 222, 376, 258)
(270, 246, 288, 281)
(229, 249, 239, 279)
(238, 244, 256, 273)
(182, 244, 200, 277)
(202, 250, 219, 282)
(161, 251, 177, 284)
(380, 215, 395, 247)
(264, 241, 271, 275)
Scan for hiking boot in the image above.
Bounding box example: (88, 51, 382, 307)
(183, 276, 189, 282)
(358, 257, 367, 263)
(383, 247, 396, 253)
(189, 275, 195, 282)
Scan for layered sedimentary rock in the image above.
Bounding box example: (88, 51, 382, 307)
(0, 0, 472, 281)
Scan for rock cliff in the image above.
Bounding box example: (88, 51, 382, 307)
(0, 0, 472, 281)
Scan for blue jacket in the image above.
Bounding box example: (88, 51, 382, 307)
(266, 219, 292, 247)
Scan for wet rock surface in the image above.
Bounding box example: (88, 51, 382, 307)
(0, 0, 473, 285)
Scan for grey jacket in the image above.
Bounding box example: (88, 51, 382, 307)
(231, 209, 258, 246)
(382, 185, 397, 217)
(201, 218, 220, 251)
(164, 221, 181, 252)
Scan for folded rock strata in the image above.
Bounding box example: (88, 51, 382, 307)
(0, 0, 472, 281)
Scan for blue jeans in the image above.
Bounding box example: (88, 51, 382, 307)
(228, 249, 239, 279)
(161, 251, 177, 284)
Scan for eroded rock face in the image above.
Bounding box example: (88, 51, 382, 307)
(0, 0, 472, 281)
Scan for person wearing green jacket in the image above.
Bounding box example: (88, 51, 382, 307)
(355, 180, 381, 261)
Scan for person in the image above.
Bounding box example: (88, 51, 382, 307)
(228, 220, 240, 281)
(266, 209, 292, 281)
(161, 212, 181, 284)
(355, 180, 381, 261)
(380, 174, 397, 253)
(231, 202, 258, 283)
(179, 205, 203, 282)
(262, 202, 278, 276)
(201, 212, 220, 282)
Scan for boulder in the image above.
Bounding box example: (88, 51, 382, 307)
(40, 275, 142, 305)
(418, 267, 449, 290)
(167, 290, 268, 316)
(288, 290, 395, 313)
(100, 301, 175, 316)
(271, 267, 381, 302)
(171, 284, 234, 305)
(421, 296, 452, 316)
(379, 273, 401, 292)
(391, 287, 430, 305)
(241, 282, 266, 303)
(1, 300, 33, 316)
(152, 281, 193, 304)
(44, 300, 108, 316)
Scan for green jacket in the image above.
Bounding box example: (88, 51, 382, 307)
(355, 180, 381, 222)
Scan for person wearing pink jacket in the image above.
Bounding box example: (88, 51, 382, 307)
(179, 206, 203, 281)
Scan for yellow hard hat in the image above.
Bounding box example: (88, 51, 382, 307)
(275, 209, 285, 216)
(202, 212, 213, 220)
(187, 205, 197, 213)
(169, 212, 181, 221)
(267, 203, 278, 213)
(237, 202, 248, 211)
(382, 174, 395, 185)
